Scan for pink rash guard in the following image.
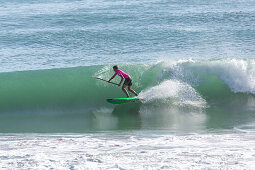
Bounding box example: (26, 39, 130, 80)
(114, 69, 130, 79)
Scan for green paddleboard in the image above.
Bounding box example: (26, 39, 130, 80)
(106, 97, 140, 104)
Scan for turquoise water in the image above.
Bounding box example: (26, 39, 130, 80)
(0, 0, 255, 169)
(1, 61, 255, 133)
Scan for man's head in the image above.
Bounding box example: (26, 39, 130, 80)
(113, 65, 118, 72)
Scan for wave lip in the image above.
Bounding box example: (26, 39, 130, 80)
(169, 58, 255, 95)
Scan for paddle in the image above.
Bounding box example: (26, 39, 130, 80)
(94, 77, 119, 86)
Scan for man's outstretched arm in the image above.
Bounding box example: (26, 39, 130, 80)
(108, 74, 116, 82)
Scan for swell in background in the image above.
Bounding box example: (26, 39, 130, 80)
(0, 0, 255, 72)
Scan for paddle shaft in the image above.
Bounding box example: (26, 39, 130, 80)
(94, 77, 119, 86)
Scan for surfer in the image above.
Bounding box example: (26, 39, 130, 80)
(108, 65, 138, 98)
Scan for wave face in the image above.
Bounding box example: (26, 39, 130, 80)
(1, 59, 255, 133)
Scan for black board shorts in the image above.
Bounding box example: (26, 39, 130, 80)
(124, 77, 132, 86)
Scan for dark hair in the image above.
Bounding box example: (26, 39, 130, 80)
(113, 65, 118, 69)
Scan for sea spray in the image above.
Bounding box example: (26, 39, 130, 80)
(139, 79, 206, 107)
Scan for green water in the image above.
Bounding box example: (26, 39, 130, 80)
(0, 61, 254, 133)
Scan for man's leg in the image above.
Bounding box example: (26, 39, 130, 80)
(122, 84, 130, 97)
(128, 85, 138, 96)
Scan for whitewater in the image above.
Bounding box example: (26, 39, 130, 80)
(1, 0, 255, 169)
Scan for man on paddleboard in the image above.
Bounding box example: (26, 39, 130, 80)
(108, 65, 138, 98)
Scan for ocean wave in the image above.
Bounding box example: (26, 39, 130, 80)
(1, 59, 255, 132)
(1, 59, 255, 113)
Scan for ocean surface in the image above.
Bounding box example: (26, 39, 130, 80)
(1, 0, 255, 169)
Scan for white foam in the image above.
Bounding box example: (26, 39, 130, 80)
(0, 133, 255, 169)
(159, 59, 255, 95)
(205, 59, 255, 94)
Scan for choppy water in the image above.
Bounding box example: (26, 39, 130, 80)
(1, 0, 255, 72)
(1, 0, 255, 169)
